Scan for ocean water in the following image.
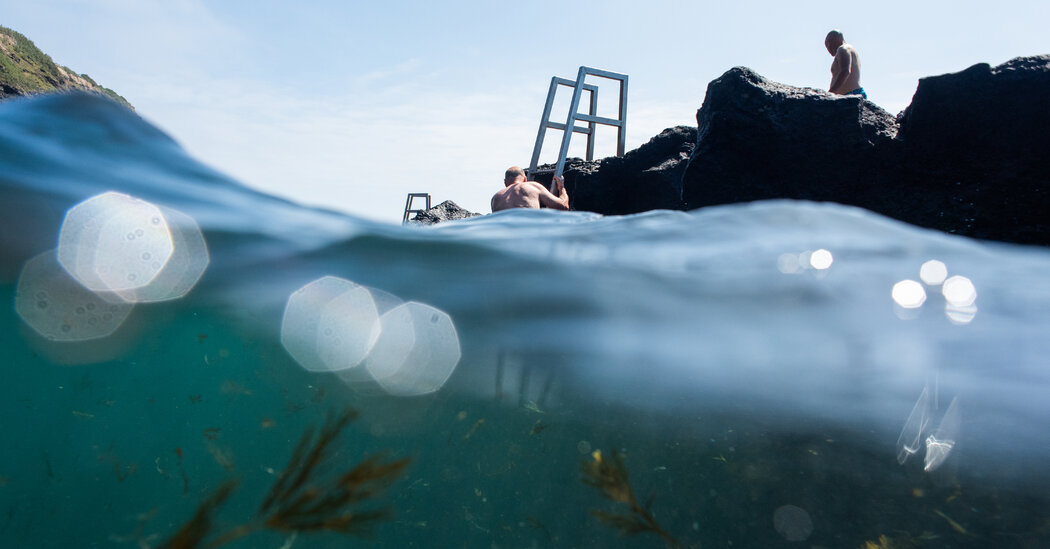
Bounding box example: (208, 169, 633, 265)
(2, 93, 1049, 548)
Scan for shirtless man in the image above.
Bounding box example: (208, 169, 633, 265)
(490, 166, 570, 212)
(825, 30, 866, 99)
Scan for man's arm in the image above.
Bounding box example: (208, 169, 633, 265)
(535, 176, 569, 210)
(829, 47, 851, 94)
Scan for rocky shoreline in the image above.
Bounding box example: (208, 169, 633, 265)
(415, 55, 1050, 246)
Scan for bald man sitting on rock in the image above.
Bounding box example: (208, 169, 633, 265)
(825, 29, 866, 99)
(490, 166, 570, 212)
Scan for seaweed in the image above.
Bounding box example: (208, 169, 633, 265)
(156, 408, 411, 548)
(581, 449, 683, 549)
(160, 480, 237, 549)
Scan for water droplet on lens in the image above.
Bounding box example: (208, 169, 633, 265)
(135, 229, 145, 237)
(61, 324, 71, 333)
(126, 233, 136, 240)
(127, 273, 137, 281)
(36, 300, 48, 309)
(86, 303, 96, 311)
(76, 307, 85, 314)
(152, 217, 161, 225)
(102, 313, 113, 321)
(431, 314, 440, 323)
(142, 252, 151, 260)
(35, 291, 47, 299)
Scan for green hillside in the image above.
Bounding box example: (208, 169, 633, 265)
(0, 25, 132, 109)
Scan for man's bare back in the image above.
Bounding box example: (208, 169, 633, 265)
(491, 166, 570, 212)
(825, 30, 863, 96)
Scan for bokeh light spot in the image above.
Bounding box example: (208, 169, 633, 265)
(365, 302, 461, 397)
(942, 275, 977, 307)
(773, 505, 814, 542)
(316, 285, 381, 371)
(777, 253, 802, 274)
(56, 193, 208, 303)
(919, 260, 948, 285)
(57, 192, 174, 293)
(15, 251, 133, 341)
(892, 280, 926, 309)
(109, 206, 210, 303)
(809, 249, 833, 270)
(281, 276, 379, 373)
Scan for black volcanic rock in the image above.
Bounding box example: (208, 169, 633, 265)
(409, 200, 481, 225)
(681, 57, 1050, 244)
(894, 56, 1050, 243)
(681, 66, 898, 210)
(530, 126, 695, 214)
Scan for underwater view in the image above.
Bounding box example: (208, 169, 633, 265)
(3, 93, 1050, 548)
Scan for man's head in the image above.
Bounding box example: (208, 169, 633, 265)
(504, 166, 526, 186)
(825, 30, 844, 55)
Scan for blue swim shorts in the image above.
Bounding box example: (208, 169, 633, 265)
(847, 87, 868, 100)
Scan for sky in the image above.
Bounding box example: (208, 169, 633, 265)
(2, 1, 1048, 223)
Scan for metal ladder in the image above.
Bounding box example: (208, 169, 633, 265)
(528, 66, 629, 183)
(402, 193, 431, 224)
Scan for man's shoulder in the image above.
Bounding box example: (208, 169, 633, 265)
(508, 180, 546, 192)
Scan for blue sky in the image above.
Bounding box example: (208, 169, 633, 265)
(3, 1, 1047, 222)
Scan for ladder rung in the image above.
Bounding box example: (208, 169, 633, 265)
(553, 77, 600, 93)
(547, 122, 593, 134)
(574, 114, 624, 127)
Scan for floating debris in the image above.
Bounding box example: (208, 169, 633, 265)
(463, 419, 485, 440)
(205, 441, 235, 472)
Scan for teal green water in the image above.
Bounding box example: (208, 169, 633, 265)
(3, 93, 1050, 548)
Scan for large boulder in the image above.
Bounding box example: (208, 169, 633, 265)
(894, 55, 1050, 243)
(681, 67, 898, 210)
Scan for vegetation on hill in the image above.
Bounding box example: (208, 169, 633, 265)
(0, 25, 132, 109)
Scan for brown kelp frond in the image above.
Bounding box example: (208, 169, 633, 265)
(581, 449, 683, 549)
(159, 480, 238, 549)
(158, 407, 410, 547)
(255, 407, 410, 537)
(581, 449, 635, 504)
(262, 451, 412, 535)
(259, 408, 359, 515)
